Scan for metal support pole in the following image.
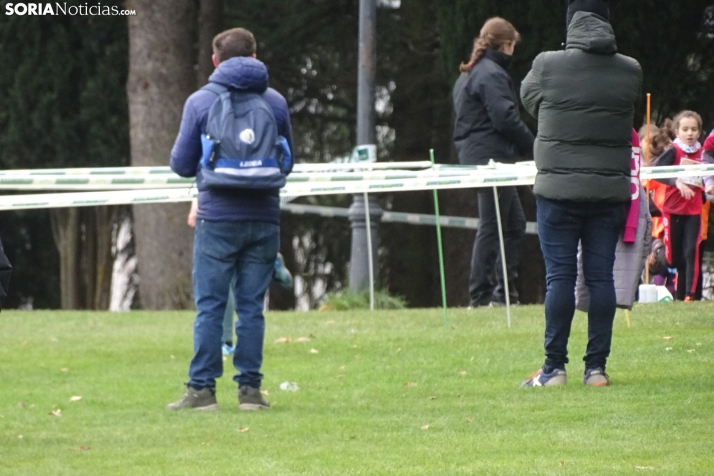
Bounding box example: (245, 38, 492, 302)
(493, 186, 511, 328)
(349, 0, 382, 294)
(348, 195, 382, 293)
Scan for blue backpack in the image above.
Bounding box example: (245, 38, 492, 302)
(199, 83, 291, 190)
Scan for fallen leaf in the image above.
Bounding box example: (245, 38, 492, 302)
(560, 461, 565, 466)
(665, 347, 673, 351)
(339, 366, 345, 371)
(335, 374, 344, 378)
(326, 320, 336, 324)
(17, 402, 25, 408)
(352, 345, 359, 348)
(404, 382, 417, 387)
(78, 446, 90, 451)
(634, 466, 657, 470)
(60, 368, 70, 372)
(21, 341, 28, 346)
(661, 336, 673, 340)
(260, 390, 269, 396)
(396, 348, 402, 352)
(450, 325, 457, 329)
(309, 348, 319, 354)
(273, 337, 291, 344)
(466, 417, 472, 423)
(420, 424, 429, 430)
(237, 427, 249, 433)
(69, 396, 82, 402)
(50, 337, 58, 342)
(170, 355, 175, 359)
(354, 355, 361, 359)
(428, 396, 437, 400)
(696, 343, 702, 346)
(18, 435, 22, 439)
(459, 370, 467, 375)
(295, 337, 311, 343)
(50, 409, 62, 417)
(687, 349, 695, 353)
(350, 328, 357, 334)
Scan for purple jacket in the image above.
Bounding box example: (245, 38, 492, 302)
(170, 56, 294, 224)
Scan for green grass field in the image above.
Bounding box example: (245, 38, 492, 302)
(1, 304, 713, 475)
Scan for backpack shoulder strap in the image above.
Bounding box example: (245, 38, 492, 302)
(200, 83, 228, 96)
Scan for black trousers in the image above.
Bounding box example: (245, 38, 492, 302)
(469, 186, 526, 306)
(663, 213, 701, 300)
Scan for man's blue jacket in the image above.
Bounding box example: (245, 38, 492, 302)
(170, 56, 294, 224)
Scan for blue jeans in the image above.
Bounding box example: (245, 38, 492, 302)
(189, 219, 279, 389)
(536, 197, 626, 373)
(222, 256, 282, 343)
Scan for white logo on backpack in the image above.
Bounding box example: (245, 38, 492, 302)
(239, 128, 256, 144)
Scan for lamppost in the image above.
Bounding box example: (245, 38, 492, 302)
(348, 0, 383, 295)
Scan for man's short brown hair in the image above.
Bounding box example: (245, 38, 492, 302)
(212, 28, 256, 63)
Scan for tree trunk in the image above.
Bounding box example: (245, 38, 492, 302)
(83, 208, 97, 309)
(87, 206, 118, 310)
(50, 207, 119, 310)
(51, 208, 81, 309)
(197, 0, 223, 87)
(126, 0, 196, 309)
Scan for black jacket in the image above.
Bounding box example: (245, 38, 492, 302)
(520, 12, 642, 202)
(452, 49, 534, 165)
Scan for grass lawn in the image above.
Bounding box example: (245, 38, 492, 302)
(1, 304, 713, 475)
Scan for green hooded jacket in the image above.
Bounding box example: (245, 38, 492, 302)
(520, 11, 642, 202)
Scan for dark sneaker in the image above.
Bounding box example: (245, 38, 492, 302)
(521, 368, 567, 387)
(238, 385, 270, 411)
(273, 253, 293, 290)
(166, 384, 218, 411)
(583, 368, 609, 387)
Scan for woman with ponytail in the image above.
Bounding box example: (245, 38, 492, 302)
(453, 17, 534, 308)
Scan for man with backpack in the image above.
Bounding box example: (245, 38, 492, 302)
(167, 27, 294, 411)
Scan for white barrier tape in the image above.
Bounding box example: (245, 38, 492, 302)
(0, 167, 534, 190)
(281, 174, 537, 197)
(641, 165, 714, 180)
(0, 162, 711, 210)
(0, 172, 534, 210)
(0, 161, 435, 177)
(293, 160, 434, 171)
(0, 175, 194, 190)
(0, 166, 175, 176)
(1, 160, 711, 177)
(0, 188, 197, 210)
